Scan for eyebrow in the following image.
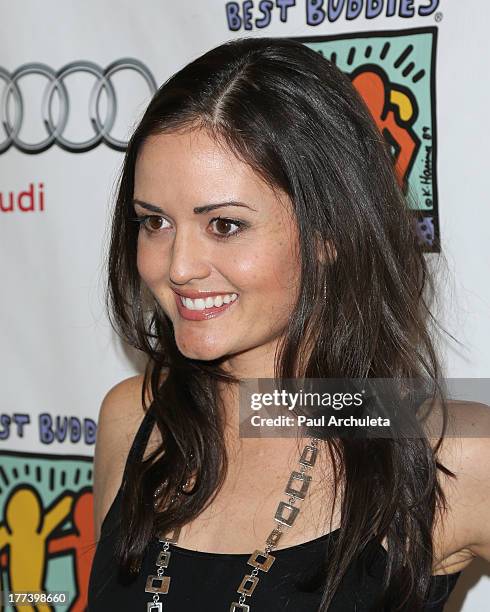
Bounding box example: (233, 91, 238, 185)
(132, 199, 257, 214)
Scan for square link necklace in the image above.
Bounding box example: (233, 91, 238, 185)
(144, 436, 320, 611)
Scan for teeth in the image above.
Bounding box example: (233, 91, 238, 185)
(180, 293, 237, 311)
(184, 297, 194, 310)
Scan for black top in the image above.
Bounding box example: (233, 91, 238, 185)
(88, 402, 462, 611)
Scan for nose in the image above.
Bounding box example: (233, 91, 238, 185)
(168, 226, 211, 286)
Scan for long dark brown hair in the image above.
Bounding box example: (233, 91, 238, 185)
(105, 36, 456, 610)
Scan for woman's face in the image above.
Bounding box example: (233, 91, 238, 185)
(133, 128, 301, 373)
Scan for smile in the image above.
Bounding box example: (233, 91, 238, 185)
(174, 292, 239, 321)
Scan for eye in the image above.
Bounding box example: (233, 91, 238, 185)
(129, 215, 170, 234)
(209, 216, 246, 240)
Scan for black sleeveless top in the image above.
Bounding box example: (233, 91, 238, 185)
(88, 402, 462, 611)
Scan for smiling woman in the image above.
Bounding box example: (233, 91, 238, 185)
(87, 37, 490, 612)
(130, 128, 301, 363)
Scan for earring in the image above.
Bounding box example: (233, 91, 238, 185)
(323, 279, 327, 301)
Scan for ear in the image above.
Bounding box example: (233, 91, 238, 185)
(315, 233, 337, 265)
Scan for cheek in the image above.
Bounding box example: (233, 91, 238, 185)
(269, 239, 302, 309)
(235, 241, 300, 298)
(136, 239, 164, 287)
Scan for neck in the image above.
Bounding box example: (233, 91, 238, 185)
(217, 378, 310, 466)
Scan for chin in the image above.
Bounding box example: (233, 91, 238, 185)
(174, 336, 228, 362)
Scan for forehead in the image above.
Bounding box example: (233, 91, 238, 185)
(133, 129, 288, 211)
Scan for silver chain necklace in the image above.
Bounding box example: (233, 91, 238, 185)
(144, 436, 319, 611)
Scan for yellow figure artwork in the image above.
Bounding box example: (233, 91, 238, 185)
(0, 485, 74, 612)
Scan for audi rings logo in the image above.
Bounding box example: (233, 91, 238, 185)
(0, 58, 157, 155)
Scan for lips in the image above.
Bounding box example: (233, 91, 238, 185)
(173, 291, 238, 321)
(173, 288, 235, 299)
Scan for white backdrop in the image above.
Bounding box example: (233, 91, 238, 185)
(0, 1, 489, 610)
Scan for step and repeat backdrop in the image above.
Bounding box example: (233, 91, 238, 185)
(1, 1, 489, 610)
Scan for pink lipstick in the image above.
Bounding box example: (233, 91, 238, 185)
(173, 291, 239, 321)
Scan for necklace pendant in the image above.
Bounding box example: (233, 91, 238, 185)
(265, 527, 283, 547)
(147, 603, 162, 611)
(145, 575, 171, 594)
(285, 470, 312, 500)
(299, 444, 318, 467)
(247, 549, 276, 572)
(230, 603, 250, 611)
(274, 500, 299, 526)
(156, 550, 171, 567)
(237, 574, 259, 596)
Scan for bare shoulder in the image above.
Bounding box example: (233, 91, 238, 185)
(92, 372, 164, 542)
(425, 399, 490, 573)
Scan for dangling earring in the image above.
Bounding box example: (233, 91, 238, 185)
(323, 279, 328, 301)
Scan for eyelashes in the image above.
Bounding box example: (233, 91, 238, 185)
(129, 215, 169, 234)
(128, 215, 248, 240)
(209, 216, 248, 239)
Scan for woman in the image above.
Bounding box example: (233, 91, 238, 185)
(88, 37, 490, 611)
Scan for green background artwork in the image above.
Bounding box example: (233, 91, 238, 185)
(0, 452, 94, 611)
(296, 28, 438, 250)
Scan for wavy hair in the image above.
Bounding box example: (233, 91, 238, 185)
(105, 36, 455, 610)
